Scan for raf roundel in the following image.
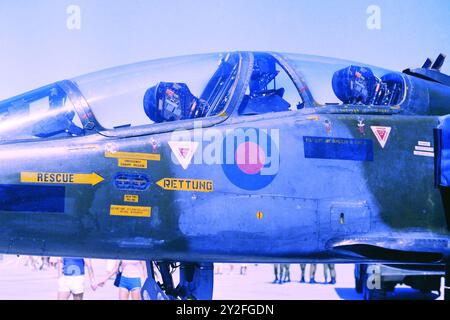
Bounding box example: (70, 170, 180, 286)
(221, 128, 279, 191)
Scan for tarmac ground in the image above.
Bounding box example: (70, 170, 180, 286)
(0, 255, 444, 300)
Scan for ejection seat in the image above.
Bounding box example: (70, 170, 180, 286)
(143, 82, 207, 123)
(332, 65, 383, 105)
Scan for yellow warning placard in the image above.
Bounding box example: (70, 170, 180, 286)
(105, 151, 160, 161)
(118, 159, 148, 169)
(156, 178, 213, 192)
(110, 205, 151, 218)
(124, 194, 139, 203)
(21, 172, 104, 186)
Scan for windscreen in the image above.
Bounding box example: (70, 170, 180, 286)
(0, 84, 84, 143)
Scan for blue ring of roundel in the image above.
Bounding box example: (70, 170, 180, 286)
(221, 128, 279, 191)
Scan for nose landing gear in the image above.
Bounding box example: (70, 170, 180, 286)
(445, 261, 450, 301)
(141, 261, 214, 300)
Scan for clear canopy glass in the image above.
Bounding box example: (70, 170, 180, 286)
(0, 84, 83, 142)
(72, 53, 239, 129)
(283, 53, 407, 106)
(0, 52, 409, 144)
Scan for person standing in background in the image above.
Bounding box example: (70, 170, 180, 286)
(98, 260, 147, 300)
(309, 264, 317, 283)
(25, 256, 40, 270)
(273, 264, 284, 284)
(49, 257, 59, 269)
(240, 264, 248, 275)
(282, 264, 290, 282)
(324, 264, 337, 284)
(299, 264, 306, 283)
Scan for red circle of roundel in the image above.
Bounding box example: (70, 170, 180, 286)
(235, 141, 266, 175)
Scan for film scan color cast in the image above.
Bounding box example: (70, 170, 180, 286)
(0, 0, 449, 302)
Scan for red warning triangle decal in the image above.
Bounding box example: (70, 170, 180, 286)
(168, 141, 199, 170)
(370, 126, 391, 149)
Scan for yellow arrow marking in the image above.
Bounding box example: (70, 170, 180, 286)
(105, 151, 160, 161)
(156, 178, 214, 192)
(20, 172, 104, 186)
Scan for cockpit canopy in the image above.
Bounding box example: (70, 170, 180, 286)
(282, 53, 407, 106)
(0, 83, 84, 143)
(74, 52, 239, 129)
(142, 53, 240, 123)
(0, 51, 411, 143)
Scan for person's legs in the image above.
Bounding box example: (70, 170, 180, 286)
(324, 264, 329, 283)
(119, 288, 130, 300)
(41, 257, 49, 270)
(57, 291, 71, 300)
(278, 264, 284, 284)
(69, 276, 86, 300)
(35, 257, 43, 270)
(329, 264, 336, 284)
(29, 256, 38, 270)
(57, 276, 71, 300)
(300, 264, 306, 282)
(273, 264, 278, 283)
(284, 265, 290, 282)
(241, 265, 247, 275)
(240, 265, 247, 275)
(130, 288, 141, 300)
(310, 264, 317, 283)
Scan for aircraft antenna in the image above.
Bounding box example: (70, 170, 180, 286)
(432, 53, 446, 71)
(422, 58, 433, 69)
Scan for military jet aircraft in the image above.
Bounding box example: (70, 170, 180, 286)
(0, 51, 449, 300)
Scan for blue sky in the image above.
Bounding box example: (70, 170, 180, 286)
(0, 0, 449, 99)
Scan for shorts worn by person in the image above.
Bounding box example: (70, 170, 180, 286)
(57, 257, 97, 300)
(98, 259, 146, 300)
(119, 260, 143, 291)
